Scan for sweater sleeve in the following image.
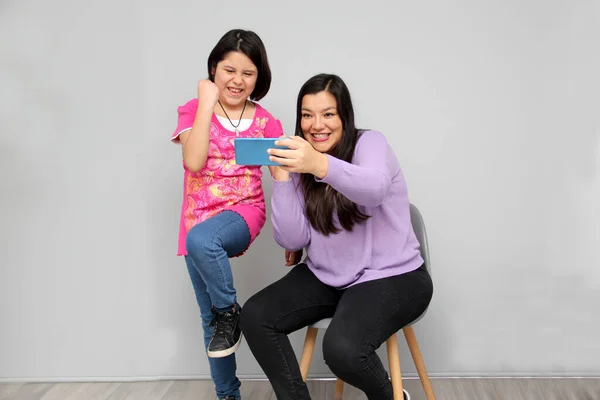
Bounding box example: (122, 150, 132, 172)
(271, 174, 311, 251)
(318, 131, 396, 207)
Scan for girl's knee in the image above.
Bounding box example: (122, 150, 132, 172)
(186, 225, 222, 259)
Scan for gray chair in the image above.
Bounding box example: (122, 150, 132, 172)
(298, 203, 436, 400)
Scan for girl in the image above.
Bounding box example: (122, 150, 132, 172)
(240, 74, 433, 400)
(170, 29, 283, 400)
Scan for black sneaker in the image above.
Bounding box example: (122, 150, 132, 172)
(403, 389, 410, 400)
(207, 304, 242, 358)
(218, 397, 236, 400)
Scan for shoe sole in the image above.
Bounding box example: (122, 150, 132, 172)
(207, 334, 243, 358)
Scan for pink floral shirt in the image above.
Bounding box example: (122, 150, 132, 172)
(171, 99, 283, 256)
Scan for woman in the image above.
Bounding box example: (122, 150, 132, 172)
(240, 73, 433, 400)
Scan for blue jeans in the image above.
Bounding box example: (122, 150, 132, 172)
(185, 211, 251, 399)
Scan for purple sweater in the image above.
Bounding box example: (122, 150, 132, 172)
(271, 130, 424, 289)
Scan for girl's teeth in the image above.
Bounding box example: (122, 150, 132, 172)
(314, 134, 329, 138)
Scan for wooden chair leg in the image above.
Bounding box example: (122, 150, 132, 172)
(403, 326, 436, 400)
(386, 333, 404, 400)
(299, 327, 318, 382)
(334, 378, 344, 400)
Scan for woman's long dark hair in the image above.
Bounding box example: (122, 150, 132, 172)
(296, 74, 369, 235)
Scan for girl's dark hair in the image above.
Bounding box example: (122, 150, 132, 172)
(296, 73, 369, 235)
(207, 29, 272, 101)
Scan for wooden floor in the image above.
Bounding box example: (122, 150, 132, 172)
(1, 378, 599, 399)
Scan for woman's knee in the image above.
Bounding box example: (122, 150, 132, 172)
(239, 291, 276, 336)
(322, 329, 364, 377)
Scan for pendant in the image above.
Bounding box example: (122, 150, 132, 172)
(235, 128, 239, 136)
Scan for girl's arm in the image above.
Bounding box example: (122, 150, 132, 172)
(179, 108, 212, 172)
(176, 80, 220, 172)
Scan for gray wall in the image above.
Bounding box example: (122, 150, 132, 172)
(1, 0, 599, 382)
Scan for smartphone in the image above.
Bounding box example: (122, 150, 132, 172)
(234, 137, 290, 166)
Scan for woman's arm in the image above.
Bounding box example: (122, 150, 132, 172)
(271, 173, 311, 251)
(319, 131, 396, 207)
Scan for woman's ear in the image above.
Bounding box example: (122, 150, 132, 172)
(209, 67, 216, 82)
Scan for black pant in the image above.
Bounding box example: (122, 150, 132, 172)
(240, 263, 433, 400)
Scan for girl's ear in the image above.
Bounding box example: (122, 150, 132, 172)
(209, 67, 216, 82)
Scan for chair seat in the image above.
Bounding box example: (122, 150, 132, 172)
(309, 318, 333, 329)
(309, 308, 428, 331)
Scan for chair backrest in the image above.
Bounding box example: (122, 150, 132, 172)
(409, 203, 431, 275)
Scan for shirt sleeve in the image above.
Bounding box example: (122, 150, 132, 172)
(318, 131, 397, 207)
(171, 99, 198, 143)
(271, 174, 311, 251)
(263, 115, 284, 138)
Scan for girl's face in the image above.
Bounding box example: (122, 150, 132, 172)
(212, 51, 258, 109)
(300, 91, 343, 154)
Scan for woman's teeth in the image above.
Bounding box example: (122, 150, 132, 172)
(312, 134, 329, 138)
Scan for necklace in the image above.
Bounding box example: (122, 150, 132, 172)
(218, 100, 247, 136)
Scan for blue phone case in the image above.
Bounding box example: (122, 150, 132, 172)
(234, 138, 290, 166)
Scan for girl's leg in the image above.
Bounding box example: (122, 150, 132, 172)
(240, 264, 342, 400)
(185, 211, 251, 358)
(322, 265, 433, 400)
(184, 256, 241, 399)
